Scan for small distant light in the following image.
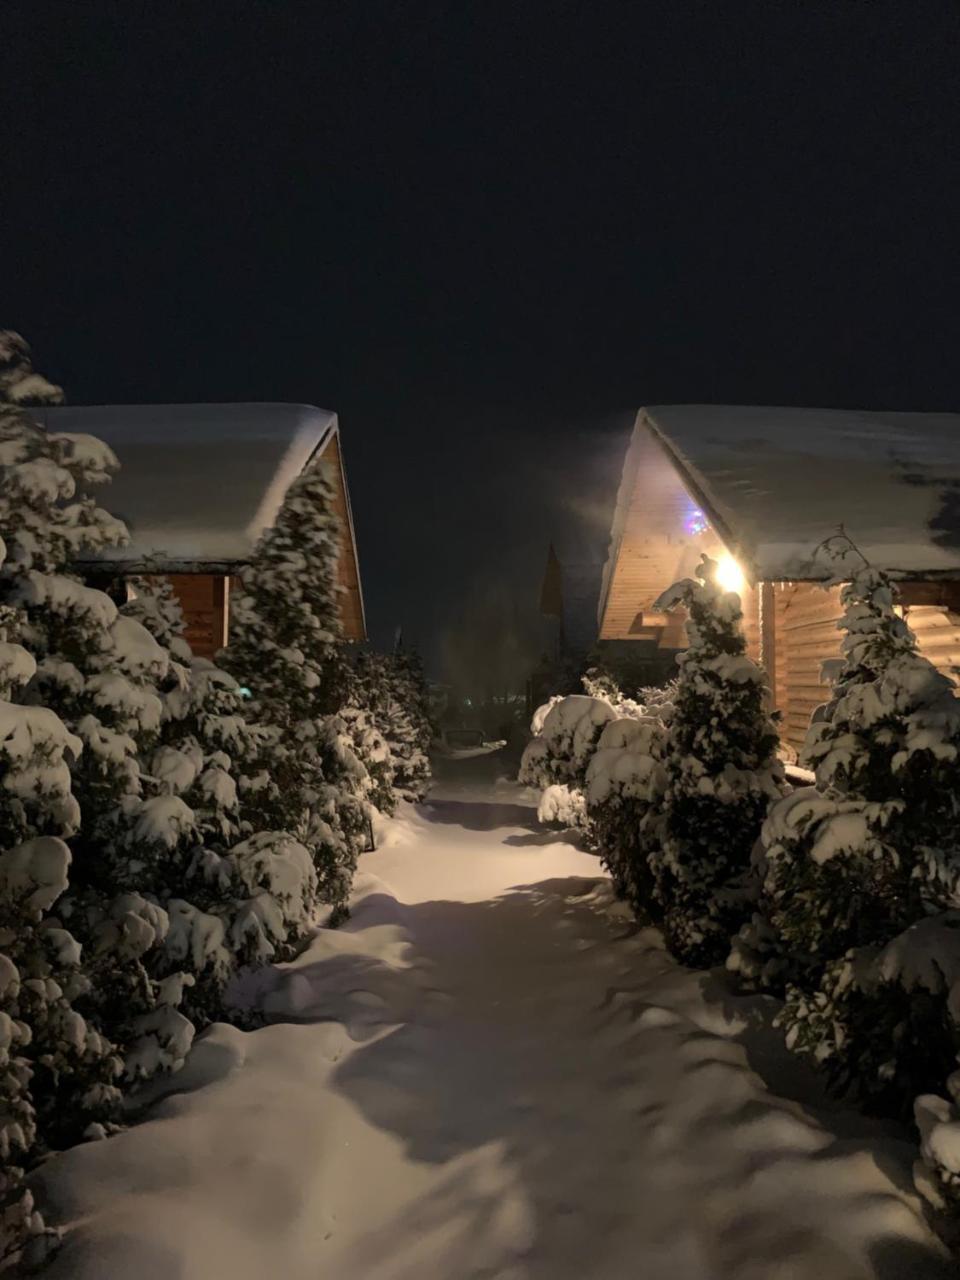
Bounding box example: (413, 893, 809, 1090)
(686, 507, 709, 537)
(239, 686, 253, 699)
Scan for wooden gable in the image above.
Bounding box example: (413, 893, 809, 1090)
(321, 431, 366, 642)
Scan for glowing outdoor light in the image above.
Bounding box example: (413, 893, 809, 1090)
(716, 551, 746, 595)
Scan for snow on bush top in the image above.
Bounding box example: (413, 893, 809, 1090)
(541, 695, 617, 773)
(585, 717, 667, 807)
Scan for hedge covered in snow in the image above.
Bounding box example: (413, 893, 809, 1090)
(585, 716, 668, 913)
(722, 561, 960, 1226)
(527, 548, 960, 1247)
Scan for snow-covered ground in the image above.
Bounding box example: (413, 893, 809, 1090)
(35, 768, 954, 1279)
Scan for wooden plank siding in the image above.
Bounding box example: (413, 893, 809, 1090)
(740, 583, 760, 664)
(600, 536, 703, 640)
(771, 583, 844, 759)
(157, 573, 228, 658)
(900, 584, 960, 680)
(322, 433, 366, 642)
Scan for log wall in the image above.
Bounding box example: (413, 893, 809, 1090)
(738, 580, 960, 761)
(163, 574, 228, 658)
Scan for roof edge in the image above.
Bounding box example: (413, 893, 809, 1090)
(641, 407, 758, 584)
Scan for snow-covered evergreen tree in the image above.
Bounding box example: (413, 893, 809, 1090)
(220, 458, 367, 917)
(346, 650, 432, 804)
(337, 706, 396, 815)
(0, 330, 64, 407)
(735, 563, 960, 1119)
(122, 576, 319, 1023)
(0, 342, 196, 1106)
(651, 554, 785, 967)
(0, 533, 118, 1270)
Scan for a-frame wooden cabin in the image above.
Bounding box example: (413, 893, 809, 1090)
(599, 405, 960, 762)
(40, 402, 366, 656)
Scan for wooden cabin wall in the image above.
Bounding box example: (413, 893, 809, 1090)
(899, 585, 960, 679)
(765, 582, 960, 761)
(904, 606, 960, 675)
(139, 574, 228, 659)
(770, 582, 844, 760)
(740, 584, 761, 664)
(323, 434, 366, 642)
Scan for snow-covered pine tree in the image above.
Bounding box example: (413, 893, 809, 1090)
(337, 705, 396, 815)
(346, 649, 432, 803)
(0, 330, 64, 408)
(651, 554, 785, 967)
(395, 647, 434, 760)
(119, 577, 320, 1023)
(0, 340, 195, 1104)
(738, 562, 960, 1118)
(0, 535, 120, 1270)
(220, 457, 368, 918)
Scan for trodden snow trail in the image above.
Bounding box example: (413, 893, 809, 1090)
(39, 766, 953, 1279)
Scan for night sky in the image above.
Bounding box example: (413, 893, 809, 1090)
(5, 2, 960, 667)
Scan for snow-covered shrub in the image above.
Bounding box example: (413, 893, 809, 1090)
(519, 693, 617, 837)
(779, 915, 960, 1118)
(518, 733, 551, 789)
(519, 668, 677, 848)
(537, 783, 587, 828)
(542, 694, 618, 784)
(652, 555, 785, 967)
(636, 680, 678, 721)
(915, 1072, 960, 1223)
(530, 694, 563, 737)
(585, 716, 668, 914)
(580, 668, 638, 717)
(220, 457, 370, 918)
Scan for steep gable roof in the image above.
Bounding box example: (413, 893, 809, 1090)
(39, 401, 366, 639)
(598, 404, 960, 643)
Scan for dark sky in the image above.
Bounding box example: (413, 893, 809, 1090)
(4, 2, 960, 666)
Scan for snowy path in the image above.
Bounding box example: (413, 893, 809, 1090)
(40, 768, 953, 1279)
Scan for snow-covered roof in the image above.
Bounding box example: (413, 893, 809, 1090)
(38, 402, 338, 570)
(638, 405, 960, 581)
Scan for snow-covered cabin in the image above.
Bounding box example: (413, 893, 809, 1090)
(600, 406, 960, 759)
(38, 402, 366, 656)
